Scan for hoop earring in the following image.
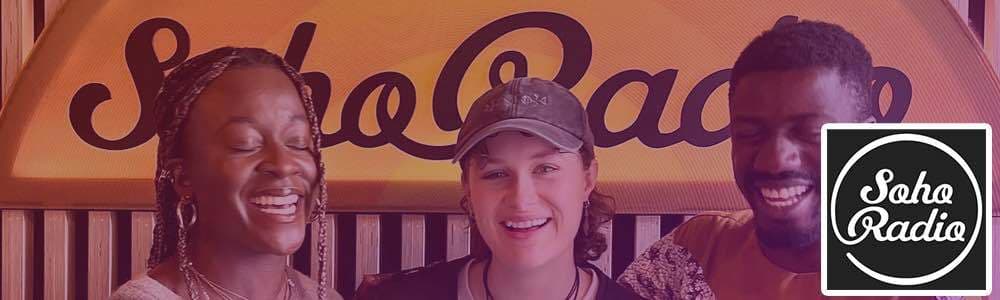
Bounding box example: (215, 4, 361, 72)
(176, 195, 198, 229)
(175, 194, 207, 299)
(158, 169, 172, 184)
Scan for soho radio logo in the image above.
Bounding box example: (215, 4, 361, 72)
(821, 124, 991, 296)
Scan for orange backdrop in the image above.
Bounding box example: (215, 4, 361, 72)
(0, 0, 997, 214)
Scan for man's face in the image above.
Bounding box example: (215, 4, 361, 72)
(730, 67, 868, 249)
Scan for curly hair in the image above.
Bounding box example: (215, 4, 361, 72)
(148, 47, 330, 298)
(458, 137, 613, 265)
(730, 20, 875, 117)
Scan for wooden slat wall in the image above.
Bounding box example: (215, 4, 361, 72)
(1, 0, 26, 111)
(400, 214, 425, 269)
(2, 210, 38, 300)
(963, 0, 1000, 77)
(129, 212, 154, 277)
(446, 214, 470, 261)
(88, 211, 118, 300)
(42, 0, 65, 27)
(354, 214, 379, 289)
(1, 0, 64, 113)
(988, 0, 1000, 73)
(9, 210, 996, 298)
(953, 0, 972, 23)
(43, 210, 77, 300)
(634, 215, 660, 259)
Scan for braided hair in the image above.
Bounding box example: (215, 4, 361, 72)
(148, 47, 330, 298)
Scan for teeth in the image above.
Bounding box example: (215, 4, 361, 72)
(503, 218, 548, 229)
(759, 186, 809, 207)
(250, 195, 299, 206)
(259, 205, 296, 215)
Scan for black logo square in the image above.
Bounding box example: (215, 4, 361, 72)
(821, 124, 991, 296)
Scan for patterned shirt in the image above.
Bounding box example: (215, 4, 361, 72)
(618, 210, 949, 300)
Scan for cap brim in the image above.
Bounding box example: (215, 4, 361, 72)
(452, 118, 584, 163)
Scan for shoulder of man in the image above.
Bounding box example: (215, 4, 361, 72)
(615, 228, 717, 299)
(671, 210, 753, 255)
(354, 256, 472, 300)
(613, 210, 754, 300)
(670, 209, 754, 273)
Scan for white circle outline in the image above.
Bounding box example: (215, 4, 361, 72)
(830, 133, 982, 286)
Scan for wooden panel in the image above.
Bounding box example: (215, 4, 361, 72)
(310, 214, 336, 290)
(594, 221, 612, 277)
(0, 0, 61, 114)
(130, 211, 154, 277)
(355, 214, 379, 289)
(400, 214, 425, 269)
(987, 0, 1000, 75)
(1, 0, 27, 109)
(952, 0, 971, 23)
(446, 215, 469, 261)
(2, 210, 37, 300)
(43, 210, 77, 300)
(18, 0, 32, 55)
(634, 215, 661, 259)
(88, 211, 118, 300)
(43, 0, 65, 26)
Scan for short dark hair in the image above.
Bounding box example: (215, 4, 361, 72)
(730, 20, 875, 117)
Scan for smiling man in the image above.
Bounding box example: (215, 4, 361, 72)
(617, 20, 945, 299)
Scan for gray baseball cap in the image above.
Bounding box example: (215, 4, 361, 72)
(453, 77, 595, 163)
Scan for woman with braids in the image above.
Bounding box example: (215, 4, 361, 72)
(356, 78, 641, 300)
(112, 47, 342, 300)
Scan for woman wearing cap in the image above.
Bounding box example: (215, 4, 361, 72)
(356, 77, 640, 300)
(111, 47, 341, 299)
